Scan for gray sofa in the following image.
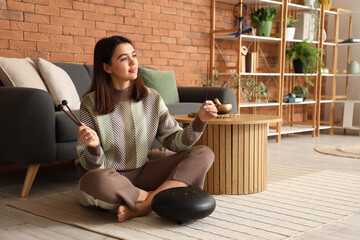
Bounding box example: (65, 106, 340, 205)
(0, 62, 237, 197)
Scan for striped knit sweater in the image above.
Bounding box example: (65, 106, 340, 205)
(76, 87, 206, 171)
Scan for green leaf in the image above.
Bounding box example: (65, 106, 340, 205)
(251, 7, 277, 28)
(286, 40, 324, 86)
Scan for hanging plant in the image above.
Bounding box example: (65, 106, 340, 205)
(286, 40, 324, 86)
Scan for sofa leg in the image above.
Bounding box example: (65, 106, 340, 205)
(21, 163, 40, 198)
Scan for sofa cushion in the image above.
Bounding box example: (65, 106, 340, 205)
(139, 67, 180, 104)
(55, 110, 79, 142)
(56, 141, 78, 161)
(54, 62, 92, 99)
(84, 64, 93, 78)
(38, 58, 81, 109)
(0, 57, 48, 91)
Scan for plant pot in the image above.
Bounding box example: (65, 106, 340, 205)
(257, 21, 273, 37)
(319, 0, 332, 10)
(293, 59, 305, 73)
(286, 27, 296, 40)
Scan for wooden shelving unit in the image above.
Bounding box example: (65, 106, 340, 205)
(317, 8, 360, 135)
(210, 0, 285, 141)
(210, 0, 334, 141)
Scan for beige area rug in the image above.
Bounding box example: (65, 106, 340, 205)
(314, 144, 360, 159)
(9, 164, 360, 240)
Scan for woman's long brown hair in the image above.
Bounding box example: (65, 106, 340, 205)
(86, 36, 148, 115)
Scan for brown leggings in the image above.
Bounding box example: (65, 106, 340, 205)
(78, 145, 214, 211)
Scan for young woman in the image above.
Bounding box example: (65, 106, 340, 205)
(76, 35, 217, 223)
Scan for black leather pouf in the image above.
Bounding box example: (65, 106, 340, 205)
(151, 186, 216, 225)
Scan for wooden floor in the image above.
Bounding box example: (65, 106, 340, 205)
(0, 133, 359, 240)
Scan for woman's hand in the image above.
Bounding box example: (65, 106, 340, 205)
(78, 123, 100, 148)
(197, 100, 218, 122)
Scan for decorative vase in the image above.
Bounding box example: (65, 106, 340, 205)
(347, 61, 360, 74)
(319, 0, 332, 10)
(286, 27, 296, 40)
(257, 21, 273, 37)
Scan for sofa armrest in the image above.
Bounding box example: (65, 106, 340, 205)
(177, 87, 237, 113)
(0, 87, 56, 165)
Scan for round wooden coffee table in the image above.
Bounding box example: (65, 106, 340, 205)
(174, 114, 282, 195)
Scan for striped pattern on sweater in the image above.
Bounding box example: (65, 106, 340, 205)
(76, 87, 206, 171)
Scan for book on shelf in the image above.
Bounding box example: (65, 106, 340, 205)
(339, 38, 360, 44)
(284, 96, 304, 103)
(295, 97, 304, 103)
(246, 52, 257, 73)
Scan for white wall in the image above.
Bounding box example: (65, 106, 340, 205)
(325, 0, 360, 128)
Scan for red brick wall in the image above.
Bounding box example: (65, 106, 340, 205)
(0, 0, 217, 86)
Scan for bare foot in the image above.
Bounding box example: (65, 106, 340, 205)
(117, 205, 135, 223)
(117, 199, 152, 223)
(137, 189, 149, 203)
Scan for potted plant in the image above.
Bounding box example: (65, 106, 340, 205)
(292, 86, 308, 100)
(250, 7, 277, 37)
(238, 76, 270, 102)
(255, 81, 270, 102)
(286, 16, 298, 40)
(286, 40, 323, 86)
